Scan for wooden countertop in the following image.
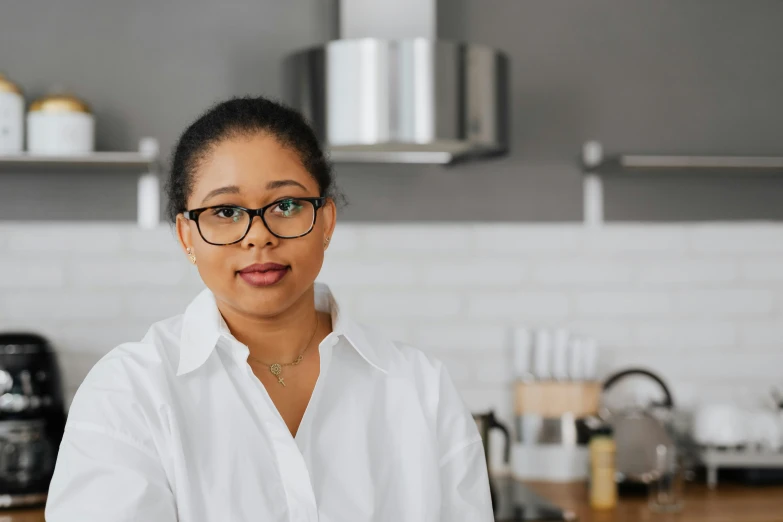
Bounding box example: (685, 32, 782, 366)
(525, 481, 783, 522)
(0, 508, 44, 521)
(4, 483, 783, 521)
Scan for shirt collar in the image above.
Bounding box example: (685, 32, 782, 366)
(177, 283, 389, 376)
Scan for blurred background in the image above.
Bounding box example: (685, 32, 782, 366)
(1, 0, 783, 519)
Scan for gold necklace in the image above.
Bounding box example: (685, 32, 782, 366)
(247, 314, 319, 387)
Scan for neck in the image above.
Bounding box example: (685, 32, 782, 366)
(217, 285, 322, 364)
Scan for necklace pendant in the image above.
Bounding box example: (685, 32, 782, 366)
(277, 376, 286, 387)
(270, 363, 282, 376)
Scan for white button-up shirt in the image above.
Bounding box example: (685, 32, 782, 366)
(46, 284, 493, 521)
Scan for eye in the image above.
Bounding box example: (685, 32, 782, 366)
(211, 207, 243, 222)
(271, 199, 304, 218)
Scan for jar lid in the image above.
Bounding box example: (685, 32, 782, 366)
(29, 93, 91, 114)
(0, 73, 22, 95)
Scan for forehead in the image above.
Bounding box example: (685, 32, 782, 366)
(190, 133, 317, 203)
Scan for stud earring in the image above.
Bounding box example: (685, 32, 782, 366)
(186, 248, 196, 264)
(324, 237, 331, 248)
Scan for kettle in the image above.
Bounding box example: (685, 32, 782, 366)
(473, 410, 511, 512)
(601, 368, 676, 490)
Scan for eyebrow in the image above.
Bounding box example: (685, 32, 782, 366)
(266, 179, 308, 191)
(201, 185, 241, 205)
(200, 180, 309, 205)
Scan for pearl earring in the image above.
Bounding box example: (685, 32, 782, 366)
(186, 248, 196, 264)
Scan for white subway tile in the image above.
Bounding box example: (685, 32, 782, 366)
(474, 355, 514, 384)
(530, 260, 633, 285)
(433, 355, 477, 385)
(741, 260, 783, 282)
(318, 259, 416, 286)
(457, 385, 512, 416)
(740, 321, 783, 346)
(326, 226, 360, 254)
(411, 324, 507, 352)
(634, 321, 737, 349)
(673, 290, 775, 317)
(68, 259, 185, 287)
(360, 225, 471, 252)
(127, 226, 180, 254)
(125, 292, 197, 320)
(474, 225, 582, 254)
(584, 226, 689, 253)
(354, 292, 462, 319)
(566, 320, 634, 347)
(365, 322, 412, 344)
(638, 260, 736, 284)
(468, 292, 570, 320)
(0, 291, 122, 320)
(423, 260, 527, 286)
(181, 265, 206, 289)
(576, 291, 671, 318)
(54, 323, 149, 354)
(56, 351, 102, 391)
(0, 259, 65, 288)
(689, 225, 783, 253)
(433, 350, 513, 385)
(7, 224, 125, 253)
(0, 227, 10, 249)
(657, 351, 783, 381)
(2, 221, 783, 409)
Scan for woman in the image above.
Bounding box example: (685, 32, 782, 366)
(46, 97, 493, 522)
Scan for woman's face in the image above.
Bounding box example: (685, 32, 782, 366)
(176, 133, 336, 318)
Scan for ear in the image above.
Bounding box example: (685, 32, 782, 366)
(322, 198, 337, 250)
(176, 214, 194, 255)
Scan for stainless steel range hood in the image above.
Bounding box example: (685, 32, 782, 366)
(283, 0, 509, 164)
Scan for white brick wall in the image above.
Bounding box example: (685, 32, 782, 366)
(1, 222, 782, 428)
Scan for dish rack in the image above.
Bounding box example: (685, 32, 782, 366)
(701, 446, 783, 488)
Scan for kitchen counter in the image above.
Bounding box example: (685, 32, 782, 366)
(4, 482, 783, 521)
(523, 480, 783, 522)
(0, 508, 44, 521)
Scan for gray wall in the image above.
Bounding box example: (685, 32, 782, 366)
(2, 0, 783, 222)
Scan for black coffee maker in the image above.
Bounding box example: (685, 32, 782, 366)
(0, 333, 66, 508)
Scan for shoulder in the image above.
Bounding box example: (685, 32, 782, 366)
(354, 324, 479, 451)
(351, 322, 446, 381)
(383, 329, 481, 457)
(82, 314, 183, 389)
(66, 315, 184, 434)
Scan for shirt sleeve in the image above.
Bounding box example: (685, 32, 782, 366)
(434, 364, 494, 522)
(46, 422, 177, 522)
(439, 439, 494, 522)
(45, 347, 177, 522)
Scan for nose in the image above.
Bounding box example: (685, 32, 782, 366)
(241, 212, 279, 248)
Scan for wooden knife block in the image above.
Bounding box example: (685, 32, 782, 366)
(514, 381, 601, 418)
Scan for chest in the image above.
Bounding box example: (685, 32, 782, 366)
(161, 354, 441, 522)
(249, 351, 320, 437)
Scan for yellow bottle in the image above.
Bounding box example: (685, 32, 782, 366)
(589, 425, 618, 510)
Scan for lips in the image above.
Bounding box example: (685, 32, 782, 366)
(237, 263, 289, 287)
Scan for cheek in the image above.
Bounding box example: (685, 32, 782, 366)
(193, 245, 235, 290)
(289, 234, 325, 279)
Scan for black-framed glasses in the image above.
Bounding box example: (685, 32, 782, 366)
(183, 197, 327, 245)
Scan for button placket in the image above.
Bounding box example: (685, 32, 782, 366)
(239, 342, 320, 521)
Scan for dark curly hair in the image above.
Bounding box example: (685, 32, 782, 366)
(166, 96, 337, 223)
